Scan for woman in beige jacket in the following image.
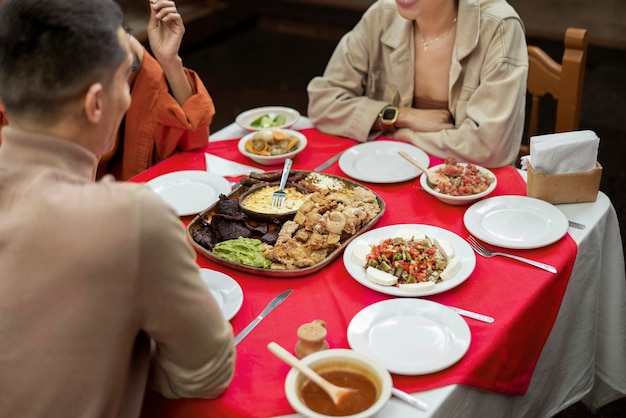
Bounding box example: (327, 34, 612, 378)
(307, 0, 528, 168)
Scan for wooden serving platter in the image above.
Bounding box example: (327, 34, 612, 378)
(186, 170, 386, 278)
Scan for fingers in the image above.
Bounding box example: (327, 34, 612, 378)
(149, 1, 182, 24)
(147, 0, 184, 61)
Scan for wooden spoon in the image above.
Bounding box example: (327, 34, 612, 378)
(398, 150, 449, 185)
(267, 342, 357, 408)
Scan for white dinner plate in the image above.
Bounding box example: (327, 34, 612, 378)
(347, 299, 471, 375)
(338, 141, 429, 183)
(146, 170, 231, 216)
(200, 269, 244, 321)
(463, 195, 569, 249)
(343, 224, 476, 297)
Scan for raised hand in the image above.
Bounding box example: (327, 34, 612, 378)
(146, 0, 192, 105)
(147, 0, 185, 64)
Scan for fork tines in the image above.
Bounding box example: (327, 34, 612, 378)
(466, 235, 486, 255)
(272, 158, 292, 209)
(271, 191, 286, 209)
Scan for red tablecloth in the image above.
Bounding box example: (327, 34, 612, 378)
(133, 128, 577, 418)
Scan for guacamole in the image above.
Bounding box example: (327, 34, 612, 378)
(212, 237, 272, 269)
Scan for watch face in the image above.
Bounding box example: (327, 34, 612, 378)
(382, 108, 397, 120)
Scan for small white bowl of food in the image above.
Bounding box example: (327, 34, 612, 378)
(283, 348, 392, 418)
(236, 106, 301, 131)
(238, 128, 307, 166)
(420, 158, 497, 205)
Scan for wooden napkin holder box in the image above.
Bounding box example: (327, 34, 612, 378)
(526, 162, 602, 204)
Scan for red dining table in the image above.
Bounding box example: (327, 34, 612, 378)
(131, 128, 579, 418)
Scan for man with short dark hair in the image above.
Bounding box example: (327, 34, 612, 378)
(0, 1, 235, 416)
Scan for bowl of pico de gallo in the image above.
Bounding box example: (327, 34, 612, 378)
(420, 158, 497, 205)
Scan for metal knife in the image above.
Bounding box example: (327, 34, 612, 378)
(313, 151, 344, 172)
(234, 289, 293, 346)
(568, 220, 585, 229)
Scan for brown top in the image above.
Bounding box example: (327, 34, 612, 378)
(414, 95, 449, 110)
(0, 127, 235, 418)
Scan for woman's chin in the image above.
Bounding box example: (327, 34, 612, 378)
(395, 0, 421, 19)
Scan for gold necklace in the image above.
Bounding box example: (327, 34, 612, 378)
(420, 17, 457, 51)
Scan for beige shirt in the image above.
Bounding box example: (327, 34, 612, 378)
(0, 127, 235, 417)
(307, 0, 528, 167)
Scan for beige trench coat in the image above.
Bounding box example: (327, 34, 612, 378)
(307, 0, 528, 167)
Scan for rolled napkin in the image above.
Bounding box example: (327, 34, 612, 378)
(528, 130, 599, 175)
(205, 153, 264, 177)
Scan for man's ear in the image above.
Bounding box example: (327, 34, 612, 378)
(83, 83, 104, 124)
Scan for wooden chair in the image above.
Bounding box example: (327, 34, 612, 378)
(519, 27, 589, 162)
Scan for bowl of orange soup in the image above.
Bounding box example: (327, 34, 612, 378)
(284, 349, 392, 418)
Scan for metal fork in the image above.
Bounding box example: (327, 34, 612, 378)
(271, 158, 293, 208)
(466, 235, 557, 274)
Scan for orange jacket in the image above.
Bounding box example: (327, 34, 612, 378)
(109, 51, 214, 180)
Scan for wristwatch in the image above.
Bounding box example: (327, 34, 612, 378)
(379, 105, 399, 131)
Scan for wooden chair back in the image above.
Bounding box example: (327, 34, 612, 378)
(520, 27, 589, 160)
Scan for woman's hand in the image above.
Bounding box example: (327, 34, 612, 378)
(147, 0, 185, 64)
(146, 0, 193, 106)
(396, 107, 454, 132)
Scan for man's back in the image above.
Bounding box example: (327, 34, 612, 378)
(0, 127, 235, 417)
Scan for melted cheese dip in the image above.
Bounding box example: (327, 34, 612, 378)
(241, 185, 308, 214)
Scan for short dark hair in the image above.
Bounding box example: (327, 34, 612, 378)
(0, 0, 127, 124)
(112, 0, 133, 34)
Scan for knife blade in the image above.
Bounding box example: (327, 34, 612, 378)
(234, 289, 293, 346)
(313, 151, 343, 172)
(568, 220, 585, 229)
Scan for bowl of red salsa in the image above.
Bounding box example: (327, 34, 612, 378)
(284, 348, 392, 417)
(420, 159, 497, 205)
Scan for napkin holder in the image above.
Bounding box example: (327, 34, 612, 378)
(527, 162, 602, 204)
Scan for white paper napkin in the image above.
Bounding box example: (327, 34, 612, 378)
(528, 130, 599, 175)
(204, 153, 264, 177)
